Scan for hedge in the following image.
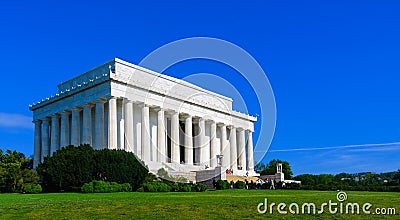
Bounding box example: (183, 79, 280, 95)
(22, 183, 42, 194)
(216, 180, 230, 190)
(81, 180, 132, 193)
(235, 181, 246, 189)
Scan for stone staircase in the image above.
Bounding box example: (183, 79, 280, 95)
(147, 161, 250, 184)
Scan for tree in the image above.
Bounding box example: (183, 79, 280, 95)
(37, 145, 95, 192)
(295, 174, 316, 185)
(394, 169, 400, 185)
(93, 148, 148, 190)
(259, 159, 293, 179)
(0, 149, 38, 193)
(37, 144, 149, 192)
(254, 163, 265, 173)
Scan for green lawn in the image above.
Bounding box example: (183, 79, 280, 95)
(0, 190, 399, 219)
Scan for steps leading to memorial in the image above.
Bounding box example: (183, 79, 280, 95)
(167, 171, 197, 183)
(146, 162, 201, 183)
(161, 162, 204, 173)
(147, 161, 264, 185)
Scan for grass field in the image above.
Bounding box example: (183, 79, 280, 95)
(0, 190, 399, 219)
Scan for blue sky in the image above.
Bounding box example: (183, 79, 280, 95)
(0, 1, 399, 175)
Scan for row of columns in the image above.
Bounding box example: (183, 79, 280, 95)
(33, 98, 109, 168)
(33, 97, 255, 172)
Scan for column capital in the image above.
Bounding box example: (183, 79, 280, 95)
(96, 97, 107, 103)
(191, 116, 200, 123)
(72, 106, 82, 111)
(50, 114, 60, 118)
(42, 117, 50, 122)
(179, 112, 192, 118)
(164, 109, 177, 116)
(134, 102, 146, 108)
(208, 119, 216, 124)
(236, 127, 245, 132)
(33, 119, 42, 124)
(201, 116, 214, 122)
(123, 98, 134, 104)
(153, 106, 164, 112)
(217, 122, 226, 127)
(179, 113, 192, 121)
(61, 110, 71, 115)
(82, 102, 95, 108)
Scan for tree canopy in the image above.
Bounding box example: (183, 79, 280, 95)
(294, 171, 400, 192)
(0, 149, 38, 193)
(36, 144, 149, 192)
(255, 159, 293, 179)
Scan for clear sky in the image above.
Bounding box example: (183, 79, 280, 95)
(0, 1, 399, 175)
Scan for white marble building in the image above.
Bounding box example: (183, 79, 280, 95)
(29, 58, 257, 177)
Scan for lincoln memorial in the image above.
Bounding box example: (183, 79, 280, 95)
(29, 58, 258, 181)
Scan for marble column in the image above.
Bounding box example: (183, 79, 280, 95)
(124, 100, 134, 152)
(229, 126, 237, 170)
(41, 118, 50, 161)
(33, 120, 42, 168)
(184, 115, 193, 165)
(94, 99, 105, 149)
(199, 118, 206, 166)
(193, 119, 200, 165)
(108, 97, 118, 149)
(210, 121, 217, 167)
(50, 114, 60, 155)
(157, 108, 166, 163)
(141, 105, 150, 161)
(60, 111, 70, 147)
(82, 104, 93, 145)
(220, 124, 229, 169)
(171, 112, 180, 163)
(119, 102, 125, 151)
(246, 130, 254, 171)
(133, 104, 142, 157)
(71, 107, 81, 146)
(237, 129, 246, 170)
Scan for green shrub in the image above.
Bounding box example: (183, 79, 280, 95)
(158, 182, 171, 192)
(110, 182, 122, 192)
(93, 180, 111, 193)
(235, 181, 246, 189)
(144, 183, 155, 192)
(22, 183, 42, 194)
(81, 180, 132, 193)
(81, 182, 94, 193)
(286, 182, 301, 189)
(216, 180, 230, 190)
(192, 183, 207, 192)
(137, 186, 144, 192)
(120, 183, 132, 192)
(171, 183, 180, 192)
(179, 183, 192, 192)
(142, 181, 171, 192)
